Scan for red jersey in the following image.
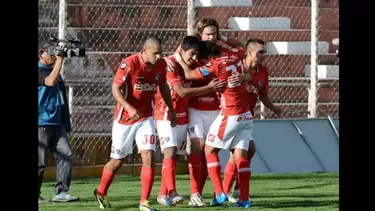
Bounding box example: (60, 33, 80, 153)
(154, 56, 191, 125)
(192, 47, 249, 116)
(244, 62, 269, 116)
(113, 53, 167, 125)
(188, 46, 231, 111)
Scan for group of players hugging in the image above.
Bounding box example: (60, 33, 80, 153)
(93, 17, 281, 211)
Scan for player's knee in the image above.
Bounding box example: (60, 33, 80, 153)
(108, 158, 124, 171)
(228, 151, 236, 164)
(190, 138, 205, 155)
(232, 148, 248, 160)
(204, 145, 220, 155)
(140, 150, 155, 167)
(163, 146, 177, 159)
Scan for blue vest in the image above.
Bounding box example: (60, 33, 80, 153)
(38, 62, 71, 133)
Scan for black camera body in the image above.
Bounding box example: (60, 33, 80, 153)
(47, 37, 86, 58)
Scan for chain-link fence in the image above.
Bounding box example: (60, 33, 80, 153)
(38, 0, 339, 166)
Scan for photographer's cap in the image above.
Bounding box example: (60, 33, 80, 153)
(38, 42, 52, 54)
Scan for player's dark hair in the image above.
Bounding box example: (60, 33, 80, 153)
(181, 36, 200, 51)
(245, 38, 265, 50)
(194, 18, 220, 39)
(197, 41, 221, 59)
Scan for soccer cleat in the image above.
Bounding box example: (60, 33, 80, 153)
(229, 188, 252, 203)
(139, 200, 159, 211)
(156, 195, 172, 206)
(210, 192, 228, 206)
(228, 188, 240, 203)
(188, 192, 205, 207)
(169, 191, 184, 206)
(232, 199, 251, 208)
(93, 188, 111, 209)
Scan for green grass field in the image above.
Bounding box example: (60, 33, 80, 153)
(39, 172, 338, 211)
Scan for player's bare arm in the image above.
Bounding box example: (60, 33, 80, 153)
(227, 71, 252, 85)
(259, 95, 282, 115)
(172, 53, 199, 80)
(159, 80, 178, 127)
(173, 78, 225, 98)
(42, 46, 65, 86)
(218, 34, 244, 48)
(111, 83, 141, 120)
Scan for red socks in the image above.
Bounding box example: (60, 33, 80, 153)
(97, 167, 115, 196)
(140, 165, 155, 203)
(222, 162, 237, 194)
(235, 157, 251, 201)
(206, 153, 223, 195)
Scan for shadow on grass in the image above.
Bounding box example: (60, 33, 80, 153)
(252, 172, 338, 181)
(253, 193, 338, 199)
(276, 181, 338, 190)
(255, 199, 339, 209)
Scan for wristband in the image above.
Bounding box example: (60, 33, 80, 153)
(174, 53, 182, 62)
(220, 35, 228, 42)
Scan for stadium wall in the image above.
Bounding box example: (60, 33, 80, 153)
(43, 118, 339, 180)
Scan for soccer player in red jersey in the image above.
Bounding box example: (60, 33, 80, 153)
(186, 18, 244, 206)
(175, 41, 253, 208)
(223, 38, 282, 204)
(154, 36, 226, 207)
(93, 36, 177, 211)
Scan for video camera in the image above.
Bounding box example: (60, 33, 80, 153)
(47, 37, 86, 58)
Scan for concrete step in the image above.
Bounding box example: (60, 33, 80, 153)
(66, 0, 188, 6)
(304, 65, 339, 79)
(264, 54, 338, 77)
(60, 52, 338, 80)
(64, 0, 338, 8)
(198, 6, 338, 30)
(70, 5, 338, 30)
(72, 5, 187, 29)
(266, 41, 329, 54)
(268, 83, 339, 104)
(38, 28, 338, 54)
(251, 0, 338, 8)
(252, 103, 339, 119)
(228, 17, 292, 30)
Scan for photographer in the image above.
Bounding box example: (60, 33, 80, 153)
(38, 42, 79, 203)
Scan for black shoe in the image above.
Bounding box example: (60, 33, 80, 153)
(38, 196, 50, 203)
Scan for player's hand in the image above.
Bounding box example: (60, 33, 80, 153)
(272, 106, 282, 116)
(227, 72, 241, 85)
(240, 72, 252, 82)
(208, 78, 227, 92)
(126, 106, 142, 120)
(169, 110, 177, 127)
(164, 57, 176, 72)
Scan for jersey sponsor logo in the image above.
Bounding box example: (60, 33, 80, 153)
(237, 115, 252, 122)
(133, 83, 157, 91)
(246, 84, 259, 94)
(198, 96, 215, 103)
(176, 112, 187, 118)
